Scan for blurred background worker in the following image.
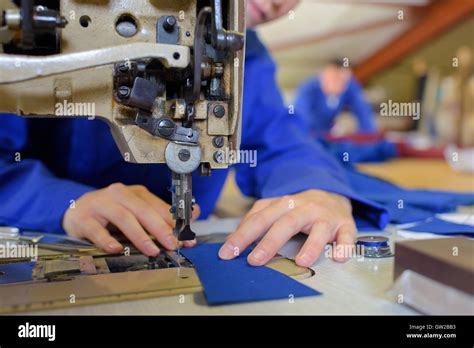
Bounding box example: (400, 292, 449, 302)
(294, 59, 376, 136)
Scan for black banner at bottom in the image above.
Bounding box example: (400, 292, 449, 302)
(0, 315, 471, 346)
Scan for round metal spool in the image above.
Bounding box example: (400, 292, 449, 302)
(356, 236, 394, 258)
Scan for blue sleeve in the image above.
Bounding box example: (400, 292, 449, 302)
(235, 56, 388, 229)
(0, 115, 93, 234)
(346, 78, 376, 133)
(293, 80, 315, 132)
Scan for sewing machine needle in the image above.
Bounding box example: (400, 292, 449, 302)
(177, 243, 182, 277)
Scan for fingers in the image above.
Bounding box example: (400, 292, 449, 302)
(216, 190, 356, 267)
(219, 196, 294, 260)
(95, 202, 160, 256)
(130, 184, 199, 244)
(109, 184, 177, 250)
(237, 198, 274, 228)
(129, 185, 174, 226)
(81, 218, 123, 253)
(182, 239, 197, 248)
(332, 223, 356, 263)
(295, 220, 335, 267)
(191, 204, 201, 220)
(63, 184, 187, 256)
(247, 209, 311, 266)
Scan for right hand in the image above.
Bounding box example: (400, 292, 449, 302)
(62, 183, 200, 256)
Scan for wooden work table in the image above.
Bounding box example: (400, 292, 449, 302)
(358, 159, 474, 192)
(27, 159, 473, 315)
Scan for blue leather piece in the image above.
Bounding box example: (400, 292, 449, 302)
(181, 243, 321, 305)
(406, 218, 474, 235)
(347, 170, 474, 224)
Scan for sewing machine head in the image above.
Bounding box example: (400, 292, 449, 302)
(0, 0, 246, 241)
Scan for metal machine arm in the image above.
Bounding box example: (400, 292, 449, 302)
(0, 0, 245, 244)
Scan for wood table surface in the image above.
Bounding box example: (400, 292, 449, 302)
(358, 159, 473, 192)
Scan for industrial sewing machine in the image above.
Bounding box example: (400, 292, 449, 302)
(0, 1, 312, 312)
(0, 0, 245, 242)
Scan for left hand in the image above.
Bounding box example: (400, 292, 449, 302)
(218, 190, 357, 267)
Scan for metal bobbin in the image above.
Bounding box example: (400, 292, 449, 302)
(356, 236, 394, 258)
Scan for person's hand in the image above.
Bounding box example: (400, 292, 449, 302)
(63, 183, 200, 256)
(218, 190, 356, 267)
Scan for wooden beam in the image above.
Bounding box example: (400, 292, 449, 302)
(269, 3, 422, 53)
(354, 0, 474, 84)
(313, 0, 430, 8)
(270, 17, 407, 53)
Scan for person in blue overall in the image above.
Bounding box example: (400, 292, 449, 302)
(294, 59, 376, 135)
(0, 0, 386, 267)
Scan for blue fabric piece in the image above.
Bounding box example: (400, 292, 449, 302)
(0, 262, 35, 284)
(318, 139, 398, 164)
(346, 170, 474, 224)
(406, 218, 474, 235)
(0, 29, 389, 234)
(294, 75, 376, 134)
(181, 243, 320, 305)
